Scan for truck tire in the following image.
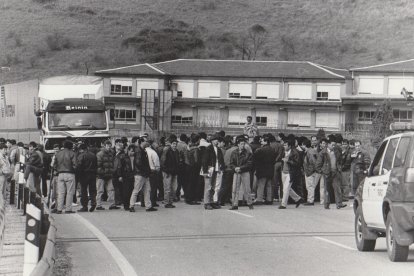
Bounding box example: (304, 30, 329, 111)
(386, 214, 409, 262)
(355, 206, 376, 251)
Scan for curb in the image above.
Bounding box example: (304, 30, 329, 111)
(29, 206, 57, 276)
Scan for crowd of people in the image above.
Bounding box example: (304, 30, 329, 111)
(0, 124, 372, 214)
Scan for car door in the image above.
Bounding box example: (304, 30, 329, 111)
(362, 139, 389, 227)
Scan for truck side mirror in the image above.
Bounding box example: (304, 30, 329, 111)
(37, 117, 42, 130)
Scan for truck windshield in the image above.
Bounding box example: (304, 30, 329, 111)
(48, 112, 107, 130)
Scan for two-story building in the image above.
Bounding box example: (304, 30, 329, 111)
(344, 59, 414, 130)
(95, 59, 351, 136)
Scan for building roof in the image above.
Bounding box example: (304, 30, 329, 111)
(96, 59, 350, 80)
(351, 59, 414, 73)
(95, 63, 166, 76)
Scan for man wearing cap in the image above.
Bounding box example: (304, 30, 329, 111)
(201, 134, 224, 210)
(161, 136, 180, 208)
(53, 140, 77, 214)
(96, 140, 119, 210)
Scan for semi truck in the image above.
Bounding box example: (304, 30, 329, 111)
(35, 75, 110, 153)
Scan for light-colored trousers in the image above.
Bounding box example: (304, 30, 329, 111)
(130, 175, 152, 209)
(213, 171, 223, 203)
(203, 171, 222, 205)
(256, 177, 272, 202)
(281, 172, 301, 207)
(305, 173, 318, 203)
(57, 173, 75, 212)
(163, 172, 177, 205)
(232, 172, 253, 207)
(96, 178, 114, 207)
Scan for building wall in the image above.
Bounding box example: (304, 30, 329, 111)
(0, 79, 39, 131)
(102, 75, 345, 132)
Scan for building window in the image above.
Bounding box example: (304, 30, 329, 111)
(111, 84, 132, 95)
(393, 109, 412, 122)
(229, 93, 251, 99)
(177, 91, 183, 98)
(172, 115, 193, 124)
(316, 91, 329, 101)
(358, 111, 375, 122)
(256, 116, 267, 126)
(110, 108, 136, 122)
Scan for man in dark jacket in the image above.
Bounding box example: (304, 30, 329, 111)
(316, 138, 346, 209)
(270, 134, 284, 201)
(113, 142, 125, 206)
(121, 145, 135, 210)
(37, 144, 51, 197)
(77, 144, 97, 212)
(341, 139, 352, 202)
(253, 136, 276, 205)
(161, 136, 180, 208)
(229, 137, 254, 210)
(201, 134, 224, 210)
(129, 138, 157, 212)
(279, 139, 304, 209)
(185, 134, 201, 205)
(96, 140, 119, 210)
(302, 139, 318, 205)
(25, 141, 43, 196)
(54, 140, 77, 213)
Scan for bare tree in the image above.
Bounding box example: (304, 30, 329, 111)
(234, 24, 268, 60)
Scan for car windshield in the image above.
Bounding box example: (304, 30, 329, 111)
(48, 112, 106, 130)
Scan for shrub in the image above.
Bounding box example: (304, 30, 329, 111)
(45, 32, 73, 51)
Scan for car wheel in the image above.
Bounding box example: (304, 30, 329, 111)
(386, 214, 409, 262)
(355, 206, 376, 251)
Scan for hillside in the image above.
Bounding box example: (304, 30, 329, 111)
(1, 0, 414, 83)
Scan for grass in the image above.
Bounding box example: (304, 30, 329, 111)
(1, 0, 414, 83)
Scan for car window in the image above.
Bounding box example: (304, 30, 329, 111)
(370, 140, 388, 176)
(382, 138, 399, 174)
(393, 137, 411, 168)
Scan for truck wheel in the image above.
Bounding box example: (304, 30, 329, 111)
(386, 214, 409, 262)
(355, 206, 376, 251)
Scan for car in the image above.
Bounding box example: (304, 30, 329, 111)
(354, 122, 414, 262)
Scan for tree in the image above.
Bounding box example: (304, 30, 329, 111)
(121, 22, 205, 63)
(371, 99, 394, 148)
(234, 24, 268, 60)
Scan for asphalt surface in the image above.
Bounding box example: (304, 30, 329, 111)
(54, 201, 414, 276)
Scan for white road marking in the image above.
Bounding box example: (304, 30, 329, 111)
(227, 210, 254, 218)
(313, 236, 356, 251)
(74, 214, 138, 276)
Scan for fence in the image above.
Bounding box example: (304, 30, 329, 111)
(0, 193, 5, 257)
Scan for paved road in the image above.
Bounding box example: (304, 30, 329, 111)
(54, 202, 414, 276)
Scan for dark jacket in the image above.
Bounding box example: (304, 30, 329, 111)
(352, 149, 371, 174)
(201, 144, 225, 173)
(316, 147, 342, 175)
(77, 150, 97, 175)
(341, 147, 352, 172)
(161, 146, 180, 175)
(134, 146, 151, 177)
(96, 149, 114, 179)
(286, 148, 301, 174)
(270, 142, 285, 163)
(229, 148, 252, 173)
(113, 150, 125, 177)
(303, 148, 318, 177)
(122, 155, 135, 179)
(253, 145, 276, 178)
(187, 146, 200, 168)
(40, 151, 51, 176)
(54, 148, 76, 174)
